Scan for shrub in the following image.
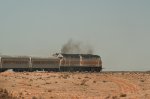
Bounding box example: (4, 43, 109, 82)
(93, 80, 96, 83)
(80, 79, 87, 86)
(48, 89, 52, 92)
(112, 96, 118, 99)
(120, 93, 127, 97)
(140, 80, 145, 82)
(32, 96, 38, 99)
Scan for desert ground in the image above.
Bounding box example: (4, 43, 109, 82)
(0, 71, 150, 99)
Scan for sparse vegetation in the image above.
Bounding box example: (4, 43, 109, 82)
(38, 77, 42, 79)
(3, 89, 8, 94)
(0, 88, 17, 99)
(105, 95, 110, 99)
(78, 77, 81, 79)
(80, 79, 87, 86)
(55, 81, 58, 83)
(32, 96, 38, 99)
(19, 92, 23, 96)
(0, 72, 150, 98)
(27, 84, 32, 86)
(47, 89, 52, 92)
(25, 73, 29, 75)
(50, 96, 54, 98)
(121, 72, 124, 75)
(93, 80, 96, 83)
(45, 82, 51, 84)
(60, 74, 70, 79)
(112, 96, 118, 99)
(103, 80, 107, 83)
(84, 76, 89, 78)
(140, 79, 145, 82)
(120, 93, 127, 97)
(0, 89, 3, 93)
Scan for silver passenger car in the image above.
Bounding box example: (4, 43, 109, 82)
(1, 56, 30, 69)
(31, 57, 60, 71)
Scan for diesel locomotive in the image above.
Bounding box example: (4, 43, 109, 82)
(0, 53, 102, 72)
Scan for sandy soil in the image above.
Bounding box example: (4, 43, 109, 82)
(0, 71, 150, 99)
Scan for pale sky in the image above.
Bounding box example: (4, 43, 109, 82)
(0, 0, 150, 71)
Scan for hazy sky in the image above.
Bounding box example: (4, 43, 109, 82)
(0, 0, 150, 71)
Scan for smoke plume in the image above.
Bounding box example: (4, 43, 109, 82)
(61, 39, 94, 54)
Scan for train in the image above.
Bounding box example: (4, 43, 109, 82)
(0, 53, 102, 72)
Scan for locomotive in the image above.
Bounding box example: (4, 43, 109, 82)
(0, 53, 102, 72)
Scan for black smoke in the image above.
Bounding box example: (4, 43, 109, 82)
(61, 39, 94, 54)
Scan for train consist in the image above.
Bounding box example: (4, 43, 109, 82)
(0, 53, 102, 72)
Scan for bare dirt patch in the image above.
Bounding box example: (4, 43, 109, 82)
(0, 71, 150, 99)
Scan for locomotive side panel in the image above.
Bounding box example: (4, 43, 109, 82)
(81, 60, 99, 66)
(61, 58, 80, 66)
(70, 59, 80, 66)
(80, 54, 100, 66)
(81, 58, 102, 67)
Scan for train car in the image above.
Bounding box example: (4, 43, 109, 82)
(0, 53, 102, 72)
(58, 54, 81, 71)
(1, 56, 30, 71)
(31, 57, 60, 71)
(54, 53, 102, 72)
(80, 54, 102, 71)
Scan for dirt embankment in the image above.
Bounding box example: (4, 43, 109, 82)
(0, 71, 150, 99)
